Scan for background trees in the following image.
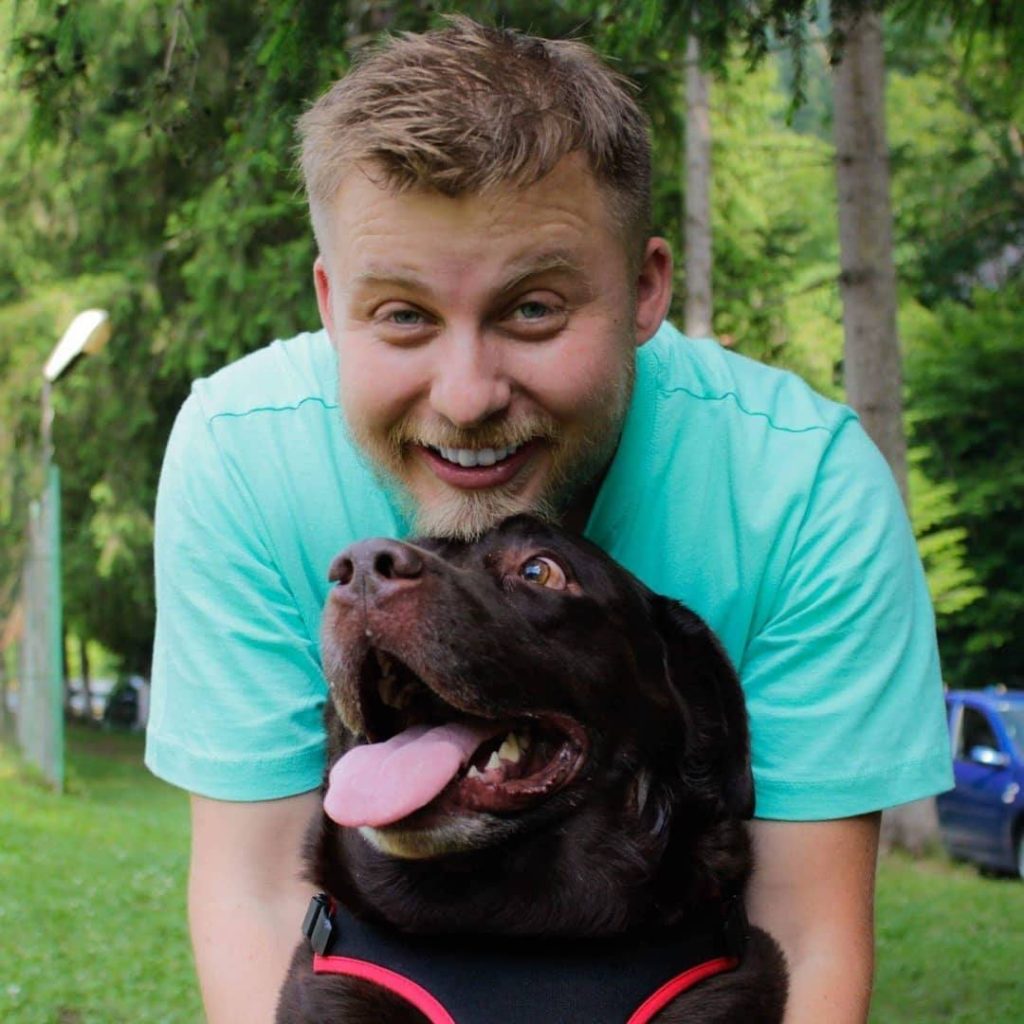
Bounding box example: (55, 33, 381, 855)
(0, 0, 1020, 696)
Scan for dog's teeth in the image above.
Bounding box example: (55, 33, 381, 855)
(485, 751, 502, 771)
(497, 733, 522, 764)
(467, 765, 484, 780)
(516, 731, 531, 750)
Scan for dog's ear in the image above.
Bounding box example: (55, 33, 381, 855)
(649, 596, 755, 821)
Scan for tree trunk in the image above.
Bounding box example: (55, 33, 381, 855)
(831, 8, 908, 502)
(79, 634, 93, 723)
(684, 33, 714, 339)
(831, 6, 936, 853)
(62, 624, 72, 714)
(0, 646, 8, 737)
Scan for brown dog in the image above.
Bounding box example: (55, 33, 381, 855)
(276, 515, 786, 1023)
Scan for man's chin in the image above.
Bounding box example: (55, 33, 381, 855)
(407, 486, 559, 542)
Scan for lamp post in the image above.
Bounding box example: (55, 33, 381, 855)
(31, 309, 111, 790)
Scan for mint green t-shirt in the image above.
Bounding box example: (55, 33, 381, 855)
(145, 322, 953, 818)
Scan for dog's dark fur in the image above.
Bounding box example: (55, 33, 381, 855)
(276, 515, 787, 1022)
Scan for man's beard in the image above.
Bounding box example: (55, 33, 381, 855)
(344, 355, 636, 541)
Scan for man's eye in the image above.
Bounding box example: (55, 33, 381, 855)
(513, 301, 553, 321)
(388, 308, 425, 326)
(518, 556, 567, 590)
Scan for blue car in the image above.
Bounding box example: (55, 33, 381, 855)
(936, 688, 1024, 878)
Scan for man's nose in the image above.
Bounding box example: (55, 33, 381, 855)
(328, 539, 424, 604)
(428, 333, 511, 427)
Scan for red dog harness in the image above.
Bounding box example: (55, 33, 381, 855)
(303, 895, 745, 1023)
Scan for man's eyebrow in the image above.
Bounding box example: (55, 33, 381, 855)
(350, 269, 431, 292)
(500, 250, 585, 292)
(348, 250, 585, 296)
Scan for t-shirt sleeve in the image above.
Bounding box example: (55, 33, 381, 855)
(144, 392, 327, 800)
(741, 417, 954, 820)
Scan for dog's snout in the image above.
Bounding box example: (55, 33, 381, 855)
(329, 539, 425, 600)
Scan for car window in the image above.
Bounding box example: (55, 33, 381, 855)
(956, 707, 1001, 759)
(998, 705, 1024, 757)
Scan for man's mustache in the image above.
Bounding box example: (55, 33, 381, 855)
(387, 417, 559, 454)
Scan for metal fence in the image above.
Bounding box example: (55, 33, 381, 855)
(13, 466, 64, 790)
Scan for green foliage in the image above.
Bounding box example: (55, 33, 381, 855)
(886, 21, 1024, 305)
(0, 0, 1021, 690)
(904, 287, 1024, 686)
(907, 449, 985, 619)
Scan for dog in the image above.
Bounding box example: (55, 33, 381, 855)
(276, 514, 787, 1023)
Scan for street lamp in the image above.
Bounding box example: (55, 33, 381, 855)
(42, 309, 112, 460)
(24, 309, 112, 791)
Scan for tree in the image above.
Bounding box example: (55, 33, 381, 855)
(831, 7, 907, 502)
(684, 31, 714, 337)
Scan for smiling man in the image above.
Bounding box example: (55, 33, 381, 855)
(145, 17, 952, 1024)
(317, 151, 655, 541)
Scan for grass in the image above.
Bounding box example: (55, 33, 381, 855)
(2, 723, 1022, 1023)
(872, 851, 1024, 1023)
(0, 723, 202, 1024)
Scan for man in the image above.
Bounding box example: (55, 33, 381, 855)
(145, 17, 952, 1023)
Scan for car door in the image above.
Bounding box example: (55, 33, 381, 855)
(947, 705, 1014, 863)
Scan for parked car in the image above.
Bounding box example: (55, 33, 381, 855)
(102, 675, 149, 730)
(66, 677, 116, 721)
(936, 687, 1024, 878)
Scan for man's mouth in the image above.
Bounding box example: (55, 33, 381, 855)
(324, 648, 587, 829)
(430, 441, 526, 468)
(417, 439, 542, 490)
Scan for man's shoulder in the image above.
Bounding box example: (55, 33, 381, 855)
(645, 322, 854, 441)
(188, 328, 337, 424)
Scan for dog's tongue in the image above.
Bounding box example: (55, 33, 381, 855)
(324, 721, 502, 828)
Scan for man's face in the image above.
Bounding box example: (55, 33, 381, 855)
(314, 154, 671, 539)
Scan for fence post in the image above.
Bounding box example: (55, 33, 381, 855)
(15, 469, 64, 791)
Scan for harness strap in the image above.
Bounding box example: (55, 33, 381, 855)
(313, 954, 456, 1024)
(625, 955, 739, 1024)
(305, 894, 744, 1023)
(313, 950, 739, 1023)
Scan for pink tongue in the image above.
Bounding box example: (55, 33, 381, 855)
(324, 721, 503, 828)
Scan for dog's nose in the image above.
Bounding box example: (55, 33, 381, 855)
(328, 538, 424, 601)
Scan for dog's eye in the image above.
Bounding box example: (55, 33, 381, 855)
(519, 556, 567, 590)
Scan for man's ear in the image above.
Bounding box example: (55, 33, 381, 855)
(649, 595, 755, 820)
(313, 255, 337, 339)
(634, 237, 674, 346)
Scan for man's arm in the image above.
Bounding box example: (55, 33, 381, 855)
(747, 813, 881, 1024)
(189, 791, 321, 1024)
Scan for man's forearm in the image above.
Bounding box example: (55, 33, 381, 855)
(747, 814, 881, 1024)
(189, 878, 313, 1023)
(188, 791, 321, 1024)
(781, 942, 874, 1024)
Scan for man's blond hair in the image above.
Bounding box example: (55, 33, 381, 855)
(297, 16, 652, 264)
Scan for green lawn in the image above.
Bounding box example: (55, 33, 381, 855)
(873, 851, 1024, 1023)
(0, 724, 202, 1024)
(2, 724, 1022, 1023)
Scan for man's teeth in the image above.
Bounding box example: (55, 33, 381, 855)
(434, 443, 523, 467)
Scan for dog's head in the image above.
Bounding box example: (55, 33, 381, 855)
(320, 514, 753, 868)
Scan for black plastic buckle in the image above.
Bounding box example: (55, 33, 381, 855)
(302, 893, 335, 955)
(722, 892, 748, 960)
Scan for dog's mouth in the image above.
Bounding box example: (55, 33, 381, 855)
(324, 648, 588, 830)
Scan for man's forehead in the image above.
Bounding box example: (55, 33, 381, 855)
(329, 155, 614, 234)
